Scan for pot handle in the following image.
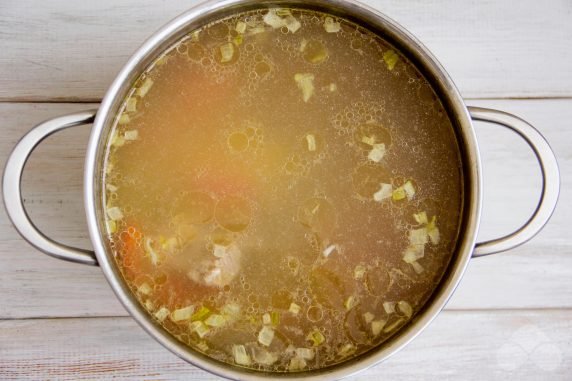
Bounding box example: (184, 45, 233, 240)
(3, 110, 99, 266)
(469, 106, 560, 257)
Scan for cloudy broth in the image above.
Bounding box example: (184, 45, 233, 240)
(102, 7, 463, 372)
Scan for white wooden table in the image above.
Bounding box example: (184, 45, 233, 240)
(1, 1, 571, 379)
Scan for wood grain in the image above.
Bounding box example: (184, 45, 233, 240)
(1, 310, 570, 380)
(1, 1, 570, 379)
(0, 0, 571, 101)
(0, 99, 570, 319)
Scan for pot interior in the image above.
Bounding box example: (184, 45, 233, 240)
(88, 0, 480, 379)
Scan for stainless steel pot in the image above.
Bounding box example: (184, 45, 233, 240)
(2, 0, 560, 379)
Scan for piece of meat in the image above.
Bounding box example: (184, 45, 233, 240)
(188, 243, 242, 287)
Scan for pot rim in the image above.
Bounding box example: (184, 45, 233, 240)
(84, 0, 482, 379)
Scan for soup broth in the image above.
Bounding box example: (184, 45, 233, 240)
(103, 7, 463, 372)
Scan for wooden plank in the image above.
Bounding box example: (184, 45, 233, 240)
(0, 103, 124, 319)
(0, 99, 570, 318)
(0, 310, 570, 380)
(452, 98, 572, 310)
(0, 0, 571, 101)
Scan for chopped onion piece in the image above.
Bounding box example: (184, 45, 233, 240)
(371, 319, 386, 336)
(126, 98, 137, 113)
(368, 143, 386, 162)
(284, 16, 301, 33)
(300, 38, 308, 52)
(311, 203, 320, 214)
(154, 307, 170, 322)
(344, 296, 358, 310)
(411, 261, 425, 274)
(191, 306, 210, 321)
(262, 313, 271, 325)
(289, 303, 301, 315)
(205, 314, 226, 327)
(403, 180, 416, 200)
(363, 312, 375, 324)
(106, 183, 118, 192)
(105, 162, 114, 174)
(252, 347, 278, 365)
(263, 9, 285, 28)
(402, 244, 425, 263)
(383, 301, 396, 314)
(235, 21, 247, 34)
(248, 25, 265, 35)
(413, 211, 428, 225)
(161, 237, 178, 253)
(295, 347, 315, 360)
(322, 244, 337, 258)
(289, 357, 307, 371)
(383, 318, 404, 333)
(398, 301, 413, 318)
(106, 219, 116, 234)
(111, 131, 125, 147)
(306, 134, 316, 151)
(392, 187, 406, 201)
(171, 305, 195, 322)
(222, 303, 241, 319)
(373, 183, 393, 202)
(118, 113, 130, 125)
(124, 130, 138, 141)
(262, 9, 300, 33)
(294, 73, 315, 102)
(144, 237, 159, 265)
(276, 8, 292, 16)
(409, 227, 428, 246)
(338, 343, 356, 357)
(383, 49, 399, 71)
(233, 34, 243, 46)
(144, 300, 155, 311)
(137, 78, 154, 98)
(219, 43, 235, 63)
(106, 206, 123, 221)
(213, 244, 227, 258)
(258, 326, 275, 346)
(329, 83, 337, 92)
(202, 267, 221, 285)
(196, 341, 209, 352)
(307, 329, 325, 346)
(190, 321, 210, 338)
(427, 216, 441, 244)
(271, 311, 280, 326)
(285, 344, 296, 355)
(428, 226, 440, 245)
(323, 16, 341, 33)
(353, 264, 366, 280)
(138, 282, 152, 296)
(361, 135, 376, 146)
(232, 344, 251, 366)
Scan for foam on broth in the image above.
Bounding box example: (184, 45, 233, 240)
(103, 7, 463, 372)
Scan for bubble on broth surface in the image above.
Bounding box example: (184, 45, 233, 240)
(215, 196, 252, 232)
(208, 22, 230, 40)
(228, 131, 250, 152)
(174, 191, 216, 225)
(306, 305, 324, 322)
(365, 266, 391, 296)
(297, 197, 337, 237)
(187, 42, 207, 61)
(352, 164, 391, 198)
(302, 39, 328, 64)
